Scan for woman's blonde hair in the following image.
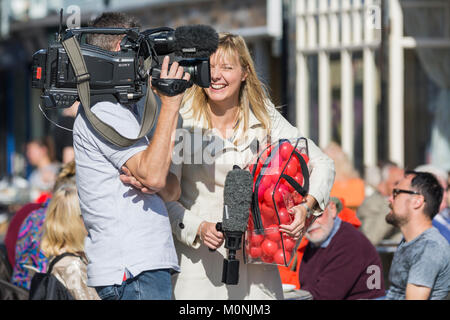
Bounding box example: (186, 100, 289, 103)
(183, 32, 271, 135)
(40, 185, 86, 257)
(53, 160, 76, 192)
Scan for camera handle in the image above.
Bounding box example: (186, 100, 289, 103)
(151, 78, 192, 96)
(61, 35, 158, 148)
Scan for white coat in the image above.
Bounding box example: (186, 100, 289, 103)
(167, 100, 335, 300)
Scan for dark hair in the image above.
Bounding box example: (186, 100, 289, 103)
(86, 12, 140, 51)
(27, 136, 56, 163)
(406, 170, 443, 220)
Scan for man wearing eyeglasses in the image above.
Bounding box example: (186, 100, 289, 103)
(385, 171, 450, 300)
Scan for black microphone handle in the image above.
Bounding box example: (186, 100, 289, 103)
(222, 249, 240, 285)
(208, 222, 223, 252)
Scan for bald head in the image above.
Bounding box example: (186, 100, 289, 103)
(379, 165, 404, 196)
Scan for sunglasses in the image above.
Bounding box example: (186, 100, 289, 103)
(392, 188, 422, 199)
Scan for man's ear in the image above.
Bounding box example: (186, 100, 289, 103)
(329, 202, 338, 219)
(412, 195, 425, 210)
(114, 40, 121, 51)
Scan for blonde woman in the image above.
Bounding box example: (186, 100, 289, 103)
(40, 185, 99, 300)
(122, 33, 335, 299)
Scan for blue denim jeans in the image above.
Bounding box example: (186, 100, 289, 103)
(95, 269, 173, 300)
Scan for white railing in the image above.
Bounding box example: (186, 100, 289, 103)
(295, 0, 381, 170)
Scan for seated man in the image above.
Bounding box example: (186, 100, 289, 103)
(358, 161, 404, 245)
(299, 198, 385, 300)
(385, 171, 450, 300)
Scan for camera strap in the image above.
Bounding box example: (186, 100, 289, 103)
(62, 36, 158, 147)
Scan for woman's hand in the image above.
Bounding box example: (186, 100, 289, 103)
(197, 221, 224, 250)
(279, 205, 307, 240)
(279, 195, 318, 240)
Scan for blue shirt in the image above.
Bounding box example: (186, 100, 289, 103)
(73, 101, 179, 287)
(310, 217, 342, 249)
(432, 208, 450, 243)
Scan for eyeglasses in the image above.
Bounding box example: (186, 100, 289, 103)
(392, 188, 422, 199)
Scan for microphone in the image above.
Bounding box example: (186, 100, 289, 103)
(147, 25, 218, 58)
(174, 25, 219, 58)
(221, 167, 253, 285)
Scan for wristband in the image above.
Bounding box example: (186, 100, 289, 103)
(300, 202, 313, 218)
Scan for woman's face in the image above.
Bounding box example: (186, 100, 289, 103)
(205, 49, 247, 107)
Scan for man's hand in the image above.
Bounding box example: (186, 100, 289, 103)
(120, 166, 181, 202)
(120, 166, 157, 194)
(151, 55, 191, 109)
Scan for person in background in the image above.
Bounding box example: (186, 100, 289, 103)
(279, 197, 361, 290)
(324, 142, 365, 210)
(4, 202, 42, 269)
(25, 137, 61, 200)
(299, 197, 385, 300)
(39, 184, 99, 300)
(358, 161, 404, 245)
(434, 172, 450, 243)
(11, 161, 76, 290)
(414, 164, 449, 243)
(385, 171, 449, 300)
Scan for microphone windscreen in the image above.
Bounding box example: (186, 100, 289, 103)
(174, 25, 218, 58)
(222, 168, 253, 233)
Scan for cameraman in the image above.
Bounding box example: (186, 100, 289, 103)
(73, 12, 189, 300)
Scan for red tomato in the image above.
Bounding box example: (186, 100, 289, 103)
(282, 234, 296, 252)
(257, 183, 267, 200)
(261, 239, 278, 256)
(270, 167, 283, 184)
(250, 233, 264, 246)
(260, 174, 272, 189)
(278, 207, 292, 224)
(266, 225, 281, 242)
(274, 184, 289, 204)
(262, 215, 277, 228)
(264, 185, 275, 204)
(293, 173, 304, 186)
(285, 161, 297, 177)
(249, 246, 262, 259)
(261, 202, 275, 219)
(274, 249, 291, 265)
(289, 155, 300, 173)
(279, 142, 294, 160)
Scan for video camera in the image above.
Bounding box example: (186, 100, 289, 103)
(31, 24, 219, 109)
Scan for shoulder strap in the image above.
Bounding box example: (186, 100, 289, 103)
(61, 35, 158, 147)
(47, 253, 79, 274)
